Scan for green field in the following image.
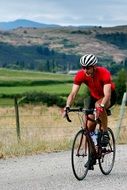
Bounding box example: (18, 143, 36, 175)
(0, 68, 86, 105)
(0, 68, 73, 82)
(0, 84, 73, 94)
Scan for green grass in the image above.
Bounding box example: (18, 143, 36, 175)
(0, 68, 73, 81)
(0, 68, 86, 101)
(0, 84, 73, 95)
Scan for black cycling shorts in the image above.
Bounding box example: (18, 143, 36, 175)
(88, 90, 117, 109)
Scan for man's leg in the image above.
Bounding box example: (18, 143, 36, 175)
(95, 99, 110, 146)
(86, 114, 96, 131)
(95, 99, 110, 131)
(86, 96, 97, 132)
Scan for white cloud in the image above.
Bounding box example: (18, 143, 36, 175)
(0, 0, 127, 26)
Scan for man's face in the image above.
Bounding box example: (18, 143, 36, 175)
(83, 66, 95, 76)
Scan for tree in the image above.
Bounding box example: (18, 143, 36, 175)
(115, 69, 126, 104)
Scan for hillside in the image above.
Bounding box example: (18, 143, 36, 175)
(0, 25, 127, 72)
(0, 19, 60, 30)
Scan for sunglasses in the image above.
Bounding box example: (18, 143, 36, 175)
(82, 66, 93, 70)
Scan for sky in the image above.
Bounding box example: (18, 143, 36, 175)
(0, 0, 127, 27)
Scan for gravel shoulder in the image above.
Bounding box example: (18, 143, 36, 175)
(0, 145, 127, 190)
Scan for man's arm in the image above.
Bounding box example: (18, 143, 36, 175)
(65, 84, 80, 107)
(101, 84, 111, 108)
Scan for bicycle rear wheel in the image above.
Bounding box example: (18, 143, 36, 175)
(71, 129, 90, 180)
(98, 127, 116, 175)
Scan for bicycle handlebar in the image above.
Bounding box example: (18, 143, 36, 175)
(65, 108, 96, 122)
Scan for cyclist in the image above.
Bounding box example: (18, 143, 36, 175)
(63, 54, 116, 147)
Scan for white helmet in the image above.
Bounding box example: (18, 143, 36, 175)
(80, 54, 97, 67)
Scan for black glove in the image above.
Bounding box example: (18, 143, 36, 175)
(65, 106, 70, 112)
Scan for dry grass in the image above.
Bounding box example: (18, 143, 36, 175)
(0, 105, 80, 158)
(0, 104, 126, 158)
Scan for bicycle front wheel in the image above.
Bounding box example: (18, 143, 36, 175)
(71, 129, 90, 180)
(98, 127, 116, 175)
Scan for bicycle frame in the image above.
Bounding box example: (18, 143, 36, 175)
(81, 111, 101, 159)
(66, 108, 103, 159)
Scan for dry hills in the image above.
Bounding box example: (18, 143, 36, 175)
(0, 26, 127, 63)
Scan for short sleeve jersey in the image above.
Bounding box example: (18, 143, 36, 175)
(74, 66, 115, 99)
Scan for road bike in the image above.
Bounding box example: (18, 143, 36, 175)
(65, 107, 116, 180)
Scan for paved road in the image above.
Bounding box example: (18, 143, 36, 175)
(0, 145, 127, 190)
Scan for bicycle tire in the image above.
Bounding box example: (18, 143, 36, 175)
(71, 129, 90, 180)
(98, 127, 116, 175)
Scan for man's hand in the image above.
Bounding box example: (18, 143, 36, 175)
(62, 106, 70, 118)
(96, 106, 104, 117)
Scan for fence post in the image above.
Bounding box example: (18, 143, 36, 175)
(115, 92, 127, 142)
(14, 97, 21, 142)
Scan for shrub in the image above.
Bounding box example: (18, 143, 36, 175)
(114, 69, 126, 104)
(18, 92, 66, 107)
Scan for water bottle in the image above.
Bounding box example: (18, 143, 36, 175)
(90, 130, 98, 146)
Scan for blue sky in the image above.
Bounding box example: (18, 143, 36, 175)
(0, 0, 127, 26)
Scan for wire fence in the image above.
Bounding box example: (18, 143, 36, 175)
(0, 96, 127, 157)
(0, 98, 81, 157)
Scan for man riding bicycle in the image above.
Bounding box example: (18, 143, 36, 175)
(63, 54, 116, 146)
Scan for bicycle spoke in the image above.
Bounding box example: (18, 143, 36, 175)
(71, 129, 90, 180)
(98, 127, 115, 175)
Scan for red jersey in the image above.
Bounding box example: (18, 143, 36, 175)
(74, 66, 115, 99)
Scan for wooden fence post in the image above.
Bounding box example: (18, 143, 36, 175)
(14, 97, 21, 142)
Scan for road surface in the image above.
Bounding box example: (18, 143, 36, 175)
(0, 145, 127, 190)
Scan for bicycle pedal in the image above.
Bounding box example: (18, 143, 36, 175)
(101, 148, 107, 153)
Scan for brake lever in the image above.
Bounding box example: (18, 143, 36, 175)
(65, 111, 72, 122)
